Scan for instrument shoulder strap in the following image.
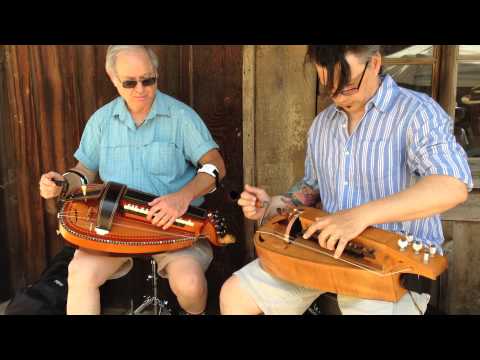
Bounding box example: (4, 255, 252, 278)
(95, 182, 127, 234)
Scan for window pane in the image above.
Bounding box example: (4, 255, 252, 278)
(459, 45, 480, 57)
(455, 61, 480, 157)
(383, 45, 433, 58)
(384, 64, 432, 95)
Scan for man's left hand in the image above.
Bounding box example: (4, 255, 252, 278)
(302, 209, 369, 259)
(147, 191, 193, 230)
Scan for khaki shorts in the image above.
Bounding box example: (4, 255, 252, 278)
(234, 259, 430, 315)
(109, 238, 213, 280)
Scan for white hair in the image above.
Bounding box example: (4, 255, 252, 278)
(105, 45, 159, 75)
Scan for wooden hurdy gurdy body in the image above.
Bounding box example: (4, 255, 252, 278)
(254, 206, 447, 302)
(57, 181, 235, 255)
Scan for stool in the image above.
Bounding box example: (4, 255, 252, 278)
(129, 257, 172, 315)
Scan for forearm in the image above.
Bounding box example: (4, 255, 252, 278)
(178, 149, 226, 202)
(283, 179, 320, 207)
(179, 173, 219, 203)
(260, 180, 321, 220)
(63, 162, 98, 190)
(353, 175, 468, 227)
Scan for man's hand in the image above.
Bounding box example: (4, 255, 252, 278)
(237, 184, 271, 221)
(39, 171, 65, 199)
(302, 209, 369, 259)
(147, 191, 193, 230)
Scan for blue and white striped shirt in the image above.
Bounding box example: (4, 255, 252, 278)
(304, 74, 473, 247)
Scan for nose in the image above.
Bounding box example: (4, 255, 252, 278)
(134, 82, 145, 92)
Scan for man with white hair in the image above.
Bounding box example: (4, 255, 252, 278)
(39, 45, 226, 315)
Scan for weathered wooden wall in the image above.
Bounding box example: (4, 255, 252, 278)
(441, 159, 480, 314)
(0, 46, 13, 301)
(0, 45, 243, 313)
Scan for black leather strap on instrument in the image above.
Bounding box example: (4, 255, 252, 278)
(95, 182, 127, 234)
(400, 274, 434, 295)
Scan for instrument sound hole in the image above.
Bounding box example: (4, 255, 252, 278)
(289, 218, 303, 238)
(345, 242, 375, 259)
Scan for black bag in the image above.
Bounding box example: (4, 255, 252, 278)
(5, 246, 75, 315)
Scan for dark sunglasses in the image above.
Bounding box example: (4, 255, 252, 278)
(120, 77, 157, 89)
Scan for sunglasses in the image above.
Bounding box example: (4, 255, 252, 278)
(119, 76, 157, 89)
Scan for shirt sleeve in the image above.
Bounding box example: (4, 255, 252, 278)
(181, 108, 219, 166)
(303, 125, 320, 192)
(406, 100, 473, 191)
(73, 112, 102, 172)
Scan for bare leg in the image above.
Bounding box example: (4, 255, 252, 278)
(67, 249, 130, 315)
(220, 275, 263, 315)
(165, 257, 208, 315)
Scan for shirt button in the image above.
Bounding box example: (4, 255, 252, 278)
(344, 181, 348, 186)
(345, 151, 350, 155)
(342, 124, 347, 128)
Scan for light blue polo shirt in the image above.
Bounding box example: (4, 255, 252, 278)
(74, 90, 219, 206)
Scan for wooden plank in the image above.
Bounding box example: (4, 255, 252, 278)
(254, 45, 317, 196)
(437, 46, 458, 118)
(0, 46, 14, 300)
(242, 45, 256, 262)
(446, 221, 480, 314)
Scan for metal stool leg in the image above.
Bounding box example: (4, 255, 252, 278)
(131, 258, 171, 315)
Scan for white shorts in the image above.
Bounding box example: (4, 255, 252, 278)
(234, 259, 430, 315)
(109, 238, 213, 280)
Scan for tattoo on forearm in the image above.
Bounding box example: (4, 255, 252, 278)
(284, 180, 320, 207)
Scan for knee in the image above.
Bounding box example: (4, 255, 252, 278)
(68, 258, 106, 289)
(219, 276, 240, 315)
(170, 272, 207, 300)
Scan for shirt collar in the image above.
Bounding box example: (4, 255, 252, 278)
(368, 74, 398, 113)
(112, 90, 171, 129)
(333, 74, 399, 114)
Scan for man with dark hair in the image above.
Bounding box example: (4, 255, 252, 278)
(220, 45, 472, 315)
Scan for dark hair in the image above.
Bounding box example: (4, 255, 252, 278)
(305, 45, 381, 97)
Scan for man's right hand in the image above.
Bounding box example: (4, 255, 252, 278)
(39, 171, 65, 199)
(237, 184, 271, 221)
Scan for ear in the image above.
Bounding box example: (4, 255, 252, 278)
(370, 53, 382, 76)
(106, 69, 120, 90)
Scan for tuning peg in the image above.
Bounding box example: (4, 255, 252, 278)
(412, 240, 423, 255)
(406, 234, 414, 244)
(397, 237, 409, 251)
(429, 244, 437, 257)
(423, 252, 430, 264)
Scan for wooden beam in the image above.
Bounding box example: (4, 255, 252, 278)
(446, 221, 480, 314)
(437, 45, 459, 117)
(242, 45, 256, 262)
